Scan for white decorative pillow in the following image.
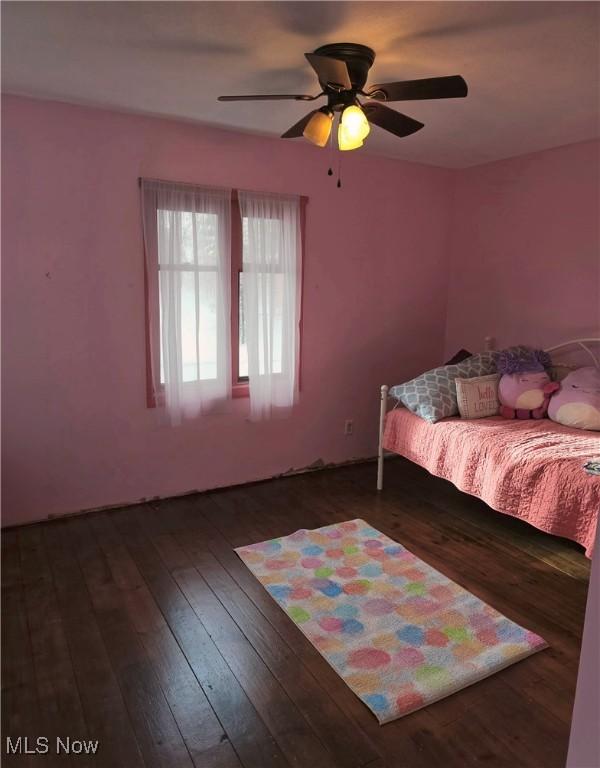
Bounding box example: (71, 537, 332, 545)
(456, 374, 501, 419)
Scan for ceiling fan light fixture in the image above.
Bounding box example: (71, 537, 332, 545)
(338, 123, 364, 151)
(338, 104, 370, 150)
(302, 108, 334, 147)
(341, 105, 370, 139)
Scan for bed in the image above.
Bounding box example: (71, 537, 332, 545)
(377, 338, 600, 557)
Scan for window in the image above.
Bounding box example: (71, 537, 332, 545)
(157, 209, 220, 384)
(141, 179, 305, 423)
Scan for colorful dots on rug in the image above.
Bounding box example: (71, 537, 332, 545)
(405, 582, 427, 596)
(443, 626, 471, 643)
(371, 633, 398, 652)
(453, 641, 485, 661)
(302, 544, 324, 556)
(363, 694, 389, 713)
(475, 627, 498, 645)
(336, 566, 358, 578)
(288, 606, 310, 623)
(257, 540, 282, 553)
(342, 619, 364, 635)
(346, 671, 382, 693)
(396, 625, 425, 645)
(310, 578, 343, 597)
(384, 545, 403, 556)
(360, 563, 383, 577)
(343, 545, 359, 555)
(343, 579, 371, 596)
(289, 586, 313, 600)
(396, 688, 424, 714)
(314, 566, 334, 578)
(415, 665, 450, 686)
(334, 604, 359, 619)
(425, 628, 450, 647)
(348, 648, 391, 669)
(395, 647, 425, 667)
(364, 539, 384, 550)
(326, 548, 344, 559)
(364, 598, 395, 616)
(266, 585, 291, 600)
(264, 558, 290, 571)
(497, 622, 526, 642)
(360, 527, 381, 538)
(301, 557, 323, 569)
(319, 617, 344, 632)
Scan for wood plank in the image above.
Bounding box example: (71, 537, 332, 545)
(41, 520, 146, 768)
(99, 506, 290, 768)
(64, 516, 195, 768)
(1, 530, 41, 768)
(18, 525, 93, 768)
(87, 512, 240, 768)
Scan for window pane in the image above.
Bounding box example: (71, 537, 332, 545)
(159, 270, 218, 383)
(242, 216, 281, 267)
(259, 273, 283, 376)
(238, 272, 248, 379)
(157, 210, 219, 266)
(240, 272, 283, 376)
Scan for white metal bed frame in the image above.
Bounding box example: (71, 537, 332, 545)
(377, 337, 600, 491)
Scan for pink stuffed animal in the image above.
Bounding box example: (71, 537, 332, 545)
(548, 367, 600, 430)
(497, 348, 559, 419)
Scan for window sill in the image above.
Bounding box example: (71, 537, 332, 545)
(232, 382, 250, 399)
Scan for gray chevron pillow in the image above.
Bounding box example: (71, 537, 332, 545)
(390, 352, 497, 423)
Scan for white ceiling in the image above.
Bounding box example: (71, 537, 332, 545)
(2, 1, 599, 168)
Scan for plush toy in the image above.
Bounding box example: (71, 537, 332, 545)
(497, 348, 559, 419)
(548, 366, 600, 431)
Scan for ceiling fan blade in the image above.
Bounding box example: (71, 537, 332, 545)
(305, 53, 352, 91)
(218, 93, 318, 102)
(363, 102, 424, 138)
(281, 110, 320, 138)
(366, 75, 468, 102)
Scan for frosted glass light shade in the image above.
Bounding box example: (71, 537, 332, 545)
(338, 105, 370, 150)
(338, 123, 364, 151)
(303, 110, 333, 147)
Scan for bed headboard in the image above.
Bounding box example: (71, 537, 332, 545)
(483, 336, 600, 367)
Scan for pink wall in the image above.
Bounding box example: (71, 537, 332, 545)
(444, 140, 600, 358)
(1, 95, 452, 526)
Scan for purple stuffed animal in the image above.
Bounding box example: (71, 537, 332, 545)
(497, 348, 559, 420)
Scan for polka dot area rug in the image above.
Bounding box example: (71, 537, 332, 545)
(234, 519, 548, 724)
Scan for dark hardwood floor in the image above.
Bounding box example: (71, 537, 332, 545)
(2, 459, 590, 768)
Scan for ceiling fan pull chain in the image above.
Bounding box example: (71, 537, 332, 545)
(327, 124, 334, 176)
(337, 151, 342, 188)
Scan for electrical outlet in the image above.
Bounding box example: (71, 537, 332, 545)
(344, 420, 353, 436)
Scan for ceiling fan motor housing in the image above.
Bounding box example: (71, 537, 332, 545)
(313, 43, 375, 93)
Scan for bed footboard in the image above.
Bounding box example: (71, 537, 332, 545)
(377, 385, 389, 491)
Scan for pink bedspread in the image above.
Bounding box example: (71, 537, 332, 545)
(383, 408, 599, 557)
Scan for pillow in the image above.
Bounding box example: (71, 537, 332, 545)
(456, 374, 501, 419)
(444, 348, 472, 365)
(548, 366, 600, 431)
(390, 352, 497, 423)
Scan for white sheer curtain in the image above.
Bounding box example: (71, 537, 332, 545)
(238, 191, 301, 420)
(141, 180, 231, 425)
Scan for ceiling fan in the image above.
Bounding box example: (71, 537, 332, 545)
(218, 43, 468, 151)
